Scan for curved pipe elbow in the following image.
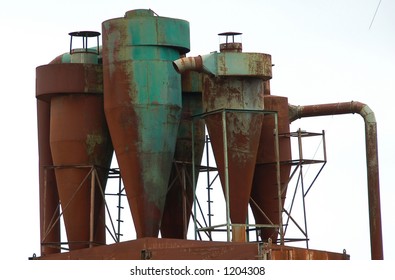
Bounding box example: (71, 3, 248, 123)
(173, 56, 204, 74)
(173, 54, 217, 76)
(358, 103, 376, 124)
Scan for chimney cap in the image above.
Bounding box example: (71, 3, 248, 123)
(218, 31, 242, 37)
(68, 31, 101, 37)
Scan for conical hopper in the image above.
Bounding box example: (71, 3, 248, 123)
(36, 62, 113, 251)
(161, 71, 205, 239)
(102, 10, 190, 238)
(251, 95, 292, 242)
(203, 76, 265, 241)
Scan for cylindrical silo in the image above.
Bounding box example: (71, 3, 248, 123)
(36, 31, 114, 250)
(173, 33, 272, 241)
(251, 93, 292, 242)
(102, 9, 190, 238)
(161, 70, 205, 239)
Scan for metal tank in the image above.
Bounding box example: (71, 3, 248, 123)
(101, 9, 190, 238)
(35, 42, 74, 256)
(251, 83, 292, 243)
(36, 31, 113, 251)
(161, 70, 205, 239)
(173, 33, 272, 242)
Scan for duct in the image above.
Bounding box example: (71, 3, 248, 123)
(173, 52, 272, 79)
(288, 101, 383, 260)
(173, 54, 215, 76)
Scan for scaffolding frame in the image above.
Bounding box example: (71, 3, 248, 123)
(40, 165, 124, 252)
(190, 108, 327, 248)
(281, 129, 327, 248)
(39, 121, 327, 252)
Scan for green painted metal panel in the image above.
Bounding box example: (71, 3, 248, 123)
(200, 52, 272, 78)
(102, 9, 190, 238)
(104, 9, 190, 52)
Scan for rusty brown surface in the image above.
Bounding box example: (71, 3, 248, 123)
(219, 42, 243, 53)
(34, 237, 349, 260)
(251, 95, 292, 242)
(49, 95, 113, 250)
(161, 89, 205, 239)
(365, 121, 383, 260)
(36, 63, 113, 251)
(268, 245, 349, 260)
(36, 63, 103, 101)
(202, 76, 264, 236)
(36, 100, 60, 256)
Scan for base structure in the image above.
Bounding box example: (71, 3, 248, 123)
(33, 238, 349, 260)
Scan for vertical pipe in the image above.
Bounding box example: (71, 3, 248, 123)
(288, 101, 383, 260)
(365, 117, 383, 260)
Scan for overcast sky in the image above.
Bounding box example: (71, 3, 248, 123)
(0, 0, 394, 271)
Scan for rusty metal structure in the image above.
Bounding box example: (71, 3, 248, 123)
(33, 9, 383, 260)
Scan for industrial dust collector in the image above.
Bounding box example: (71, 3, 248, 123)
(251, 91, 292, 242)
(35, 31, 114, 251)
(161, 70, 205, 239)
(173, 33, 272, 242)
(102, 9, 190, 238)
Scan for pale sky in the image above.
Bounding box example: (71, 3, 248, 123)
(1, 0, 394, 270)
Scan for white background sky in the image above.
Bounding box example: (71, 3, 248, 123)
(0, 0, 394, 276)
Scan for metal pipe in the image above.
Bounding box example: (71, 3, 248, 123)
(173, 54, 217, 76)
(288, 101, 383, 260)
(173, 56, 204, 73)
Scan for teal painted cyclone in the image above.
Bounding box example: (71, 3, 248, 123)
(102, 9, 190, 238)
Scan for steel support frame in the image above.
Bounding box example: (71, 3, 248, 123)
(281, 129, 327, 248)
(190, 109, 327, 247)
(41, 165, 124, 252)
